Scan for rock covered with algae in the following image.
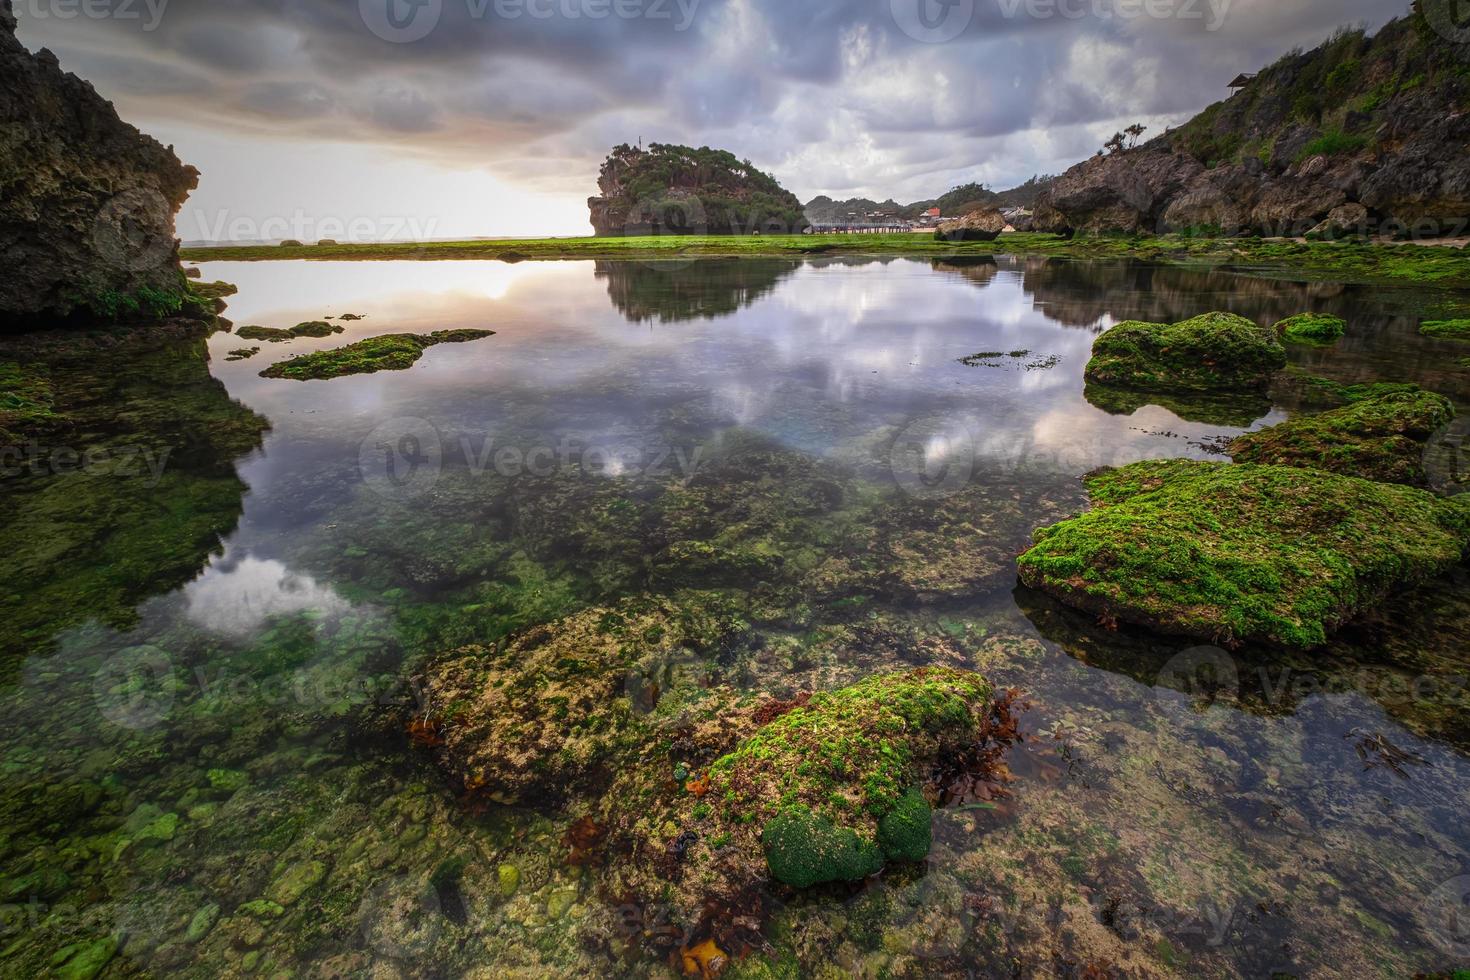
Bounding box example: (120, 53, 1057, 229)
(418, 594, 752, 804)
(1229, 388, 1455, 486)
(595, 667, 1018, 942)
(260, 329, 494, 381)
(1018, 459, 1470, 649)
(1275, 312, 1346, 346)
(1084, 312, 1287, 393)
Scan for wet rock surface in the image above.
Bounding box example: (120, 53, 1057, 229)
(0, 1, 198, 326)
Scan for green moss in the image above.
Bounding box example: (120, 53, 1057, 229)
(876, 787, 933, 863)
(0, 362, 60, 442)
(1230, 389, 1455, 485)
(1297, 128, 1369, 160)
(1084, 312, 1287, 393)
(1018, 460, 1470, 649)
(288, 321, 344, 338)
(1276, 313, 1346, 345)
(259, 330, 494, 381)
(761, 806, 884, 888)
(1421, 319, 1470, 341)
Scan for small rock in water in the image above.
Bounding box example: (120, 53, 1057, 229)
(185, 903, 220, 943)
(497, 864, 520, 898)
(266, 860, 326, 906)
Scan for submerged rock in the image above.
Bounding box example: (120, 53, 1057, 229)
(935, 209, 1006, 242)
(1018, 460, 1470, 649)
(419, 595, 751, 803)
(259, 329, 494, 381)
(0, 4, 199, 327)
(1230, 389, 1455, 486)
(1084, 312, 1286, 393)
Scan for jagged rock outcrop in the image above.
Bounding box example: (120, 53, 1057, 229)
(588, 143, 808, 236)
(935, 208, 1006, 242)
(1033, 9, 1470, 238)
(0, 0, 198, 327)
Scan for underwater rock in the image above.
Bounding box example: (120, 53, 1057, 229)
(1275, 313, 1346, 346)
(0, 3, 199, 326)
(266, 859, 326, 906)
(1230, 389, 1455, 486)
(1084, 312, 1287, 393)
(597, 668, 1019, 944)
(260, 330, 494, 381)
(1018, 459, 1470, 649)
(419, 595, 751, 804)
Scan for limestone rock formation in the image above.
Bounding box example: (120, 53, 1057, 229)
(935, 208, 1007, 242)
(0, 0, 198, 327)
(1033, 11, 1470, 238)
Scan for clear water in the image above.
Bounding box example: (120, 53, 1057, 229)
(3, 255, 1470, 978)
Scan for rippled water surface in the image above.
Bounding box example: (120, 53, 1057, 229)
(3, 255, 1470, 978)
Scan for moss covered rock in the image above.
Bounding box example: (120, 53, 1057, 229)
(1018, 460, 1470, 649)
(1275, 313, 1346, 345)
(1084, 312, 1286, 393)
(260, 329, 493, 380)
(420, 595, 751, 803)
(1230, 389, 1455, 486)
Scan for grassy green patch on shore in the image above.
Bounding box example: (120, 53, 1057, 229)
(180, 233, 1470, 288)
(259, 329, 494, 381)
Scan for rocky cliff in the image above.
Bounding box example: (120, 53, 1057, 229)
(1034, 8, 1470, 239)
(588, 143, 808, 236)
(0, 0, 199, 328)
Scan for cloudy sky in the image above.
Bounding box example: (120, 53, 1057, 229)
(13, 0, 1399, 239)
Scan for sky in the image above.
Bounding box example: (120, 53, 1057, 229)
(12, 0, 1403, 240)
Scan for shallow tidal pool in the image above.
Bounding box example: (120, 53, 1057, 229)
(3, 254, 1470, 978)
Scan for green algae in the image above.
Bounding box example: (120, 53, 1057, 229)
(0, 361, 60, 442)
(1084, 312, 1287, 393)
(875, 787, 933, 863)
(259, 329, 494, 381)
(1276, 312, 1347, 345)
(762, 807, 884, 888)
(1421, 318, 1470, 340)
(236, 321, 345, 343)
(1230, 388, 1455, 485)
(1018, 459, 1470, 648)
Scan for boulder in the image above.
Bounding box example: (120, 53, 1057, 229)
(1306, 203, 1371, 240)
(0, 1, 198, 327)
(935, 208, 1006, 242)
(1018, 460, 1470, 649)
(1229, 389, 1455, 486)
(1084, 312, 1287, 393)
(1030, 150, 1205, 235)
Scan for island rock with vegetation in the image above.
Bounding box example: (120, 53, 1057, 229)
(588, 143, 808, 236)
(0, 0, 199, 327)
(1084, 312, 1287, 393)
(1034, 7, 1470, 238)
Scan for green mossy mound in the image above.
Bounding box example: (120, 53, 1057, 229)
(1230, 389, 1455, 486)
(762, 808, 883, 889)
(1276, 313, 1346, 346)
(1421, 319, 1470, 341)
(286, 321, 342, 338)
(236, 322, 345, 343)
(1084, 312, 1287, 393)
(421, 595, 751, 803)
(1018, 460, 1470, 649)
(260, 329, 494, 381)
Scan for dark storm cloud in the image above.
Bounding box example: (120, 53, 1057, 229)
(11, 0, 1402, 197)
